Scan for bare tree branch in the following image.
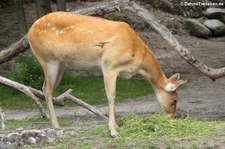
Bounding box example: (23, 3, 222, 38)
(71, 0, 123, 15)
(28, 86, 65, 106)
(0, 35, 29, 65)
(55, 89, 108, 120)
(123, 1, 225, 80)
(0, 76, 47, 118)
(0, 76, 107, 120)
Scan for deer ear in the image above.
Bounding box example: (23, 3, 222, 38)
(169, 73, 180, 81)
(165, 73, 187, 92)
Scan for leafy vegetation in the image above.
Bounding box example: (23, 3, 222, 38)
(93, 114, 225, 148)
(9, 53, 44, 89)
(117, 114, 217, 139)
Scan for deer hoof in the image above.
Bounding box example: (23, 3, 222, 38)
(110, 132, 120, 138)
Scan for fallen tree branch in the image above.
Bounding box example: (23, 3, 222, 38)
(0, 76, 108, 120)
(123, 0, 225, 80)
(55, 89, 108, 120)
(0, 35, 29, 65)
(0, 76, 46, 118)
(28, 87, 65, 106)
(71, 0, 123, 15)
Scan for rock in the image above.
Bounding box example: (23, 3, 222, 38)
(15, 128, 24, 132)
(0, 143, 18, 149)
(204, 8, 225, 23)
(185, 18, 211, 38)
(28, 137, 36, 144)
(0, 128, 73, 148)
(204, 19, 225, 36)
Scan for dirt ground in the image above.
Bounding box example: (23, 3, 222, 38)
(0, 0, 225, 148)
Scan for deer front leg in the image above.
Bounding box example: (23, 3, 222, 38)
(42, 61, 61, 129)
(103, 70, 119, 138)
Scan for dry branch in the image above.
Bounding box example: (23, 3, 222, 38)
(123, 1, 225, 80)
(0, 76, 46, 118)
(0, 35, 29, 65)
(0, 0, 225, 79)
(28, 86, 65, 106)
(0, 76, 108, 120)
(55, 89, 108, 120)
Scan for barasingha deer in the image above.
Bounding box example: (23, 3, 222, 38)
(28, 12, 187, 138)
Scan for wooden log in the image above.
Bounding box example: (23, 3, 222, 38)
(0, 76, 46, 118)
(0, 35, 29, 65)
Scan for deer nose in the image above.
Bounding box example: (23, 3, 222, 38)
(168, 113, 176, 119)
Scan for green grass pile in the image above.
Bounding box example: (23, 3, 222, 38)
(118, 114, 216, 140)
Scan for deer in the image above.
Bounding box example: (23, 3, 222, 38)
(28, 12, 187, 138)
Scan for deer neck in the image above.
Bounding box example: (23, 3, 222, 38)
(140, 49, 169, 92)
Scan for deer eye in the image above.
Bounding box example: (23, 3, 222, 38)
(171, 100, 177, 106)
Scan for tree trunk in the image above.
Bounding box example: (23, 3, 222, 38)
(57, 0, 66, 11)
(35, 0, 52, 18)
(14, 0, 28, 36)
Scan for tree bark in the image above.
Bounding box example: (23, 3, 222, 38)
(0, 35, 29, 65)
(14, 0, 28, 36)
(0, 0, 225, 80)
(57, 0, 66, 11)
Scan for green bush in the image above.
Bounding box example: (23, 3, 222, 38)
(10, 53, 44, 89)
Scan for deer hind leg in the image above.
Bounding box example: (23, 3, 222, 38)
(54, 62, 66, 89)
(103, 70, 119, 138)
(42, 62, 66, 91)
(42, 61, 61, 129)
